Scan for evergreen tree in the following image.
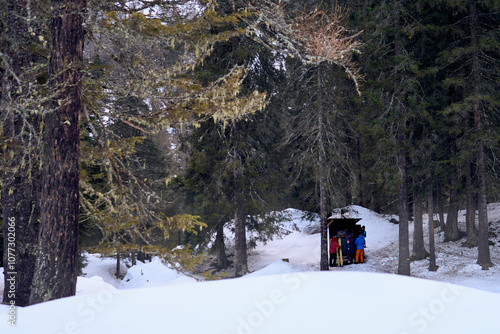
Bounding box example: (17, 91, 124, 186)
(248, 1, 362, 271)
(417, 0, 499, 267)
(179, 32, 289, 276)
(350, 0, 423, 276)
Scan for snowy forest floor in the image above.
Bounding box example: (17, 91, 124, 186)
(208, 203, 500, 293)
(2, 203, 498, 295)
(1, 204, 500, 333)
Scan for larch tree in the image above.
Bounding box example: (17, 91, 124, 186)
(29, 0, 86, 304)
(1, 0, 267, 305)
(78, 0, 268, 280)
(1, 0, 48, 306)
(243, 2, 362, 271)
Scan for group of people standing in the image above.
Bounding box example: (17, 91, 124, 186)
(329, 226, 366, 267)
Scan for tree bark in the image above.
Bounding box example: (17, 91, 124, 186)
(444, 137, 460, 241)
(30, 0, 85, 304)
(464, 159, 478, 247)
(436, 182, 446, 231)
(1, 0, 42, 307)
(317, 66, 329, 271)
(412, 198, 427, 261)
(428, 185, 437, 271)
(115, 253, 121, 278)
(131, 252, 137, 266)
(476, 140, 492, 268)
(215, 221, 229, 270)
(395, 1, 410, 276)
(444, 166, 461, 241)
(397, 130, 410, 276)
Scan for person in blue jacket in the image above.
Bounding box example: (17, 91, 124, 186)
(355, 233, 366, 263)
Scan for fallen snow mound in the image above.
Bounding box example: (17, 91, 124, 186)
(2, 271, 499, 333)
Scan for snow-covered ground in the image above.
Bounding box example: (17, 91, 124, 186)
(245, 205, 500, 293)
(1, 204, 500, 333)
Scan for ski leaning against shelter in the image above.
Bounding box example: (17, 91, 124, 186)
(329, 236, 342, 267)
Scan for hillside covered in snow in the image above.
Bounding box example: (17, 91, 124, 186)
(1, 204, 500, 333)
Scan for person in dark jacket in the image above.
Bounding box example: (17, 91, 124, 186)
(354, 234, 366, 263)
(348, 233, 356, 264)
(329, 236, 341, 267)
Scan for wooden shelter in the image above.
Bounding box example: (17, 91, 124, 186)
(326, 217, 363, 265)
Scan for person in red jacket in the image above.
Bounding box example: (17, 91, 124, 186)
(329, 236, 341, 267)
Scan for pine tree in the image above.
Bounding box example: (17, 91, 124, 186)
(243, 1, 362, 270)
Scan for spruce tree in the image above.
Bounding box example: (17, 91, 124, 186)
(419, 0, 499, 267)
(180, 33, 289, 276)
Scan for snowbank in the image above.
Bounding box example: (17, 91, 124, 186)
(119, 258, 196, 289)
(2, 203, 500, 333)
(2, 271, 499, 333)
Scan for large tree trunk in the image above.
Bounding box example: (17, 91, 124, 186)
(1, 0, 42, 307)
(464, 159, 478, 247)
(1, 137, 41, 307)
(318, 123, 329, 271)
(470, 0, 493, 269)
(412, 198, 427, 261)
(30, 0, 85, 304)
(395, 1, 410, 276)
(317, 66, 329, 271)
(397, 131, 410, 276)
